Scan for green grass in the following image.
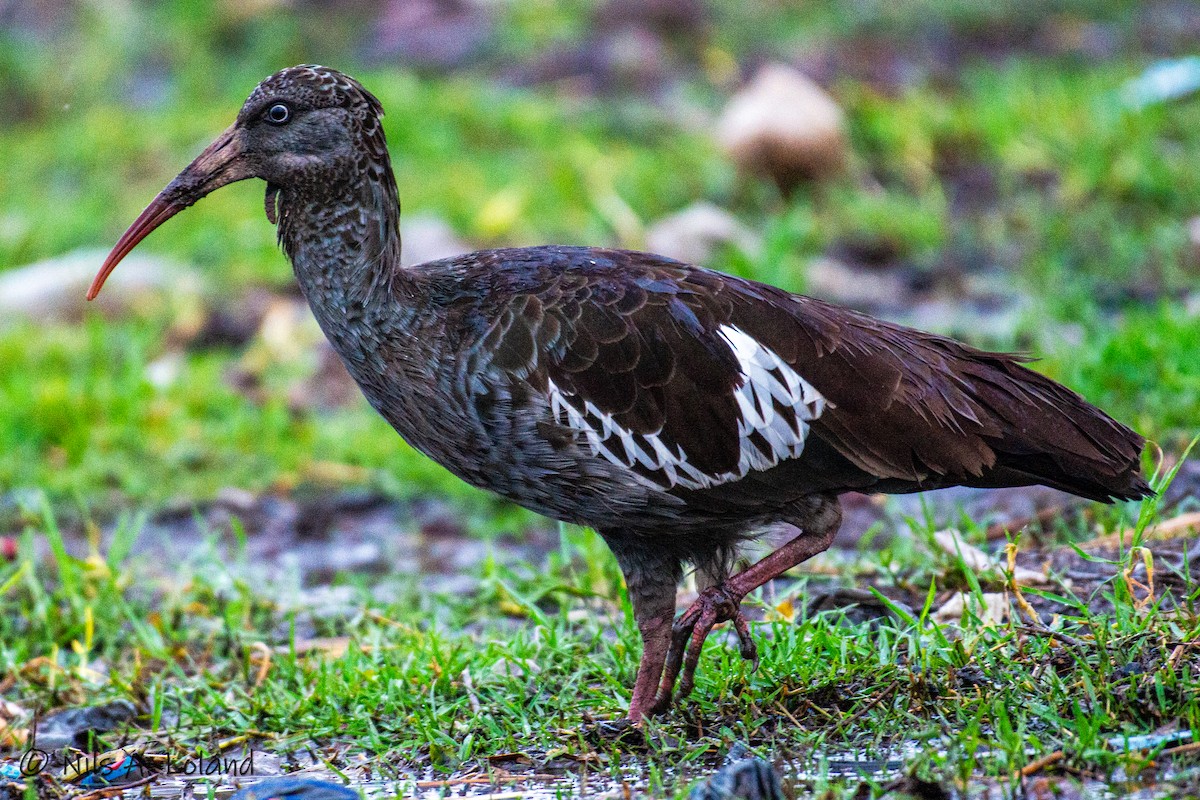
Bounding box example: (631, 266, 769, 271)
(1, 488, 1195, 797)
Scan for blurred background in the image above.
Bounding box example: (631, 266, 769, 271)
(1, 0, 1198, 522)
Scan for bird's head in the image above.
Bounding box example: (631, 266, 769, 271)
(88, 65, 391, 300)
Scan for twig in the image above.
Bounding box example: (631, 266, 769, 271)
(366, 610, 422, 636)
(1020, 750, 1064, 777)
(1121, 547, 1156, 610)
(1014, 625, 1086, 651)
(1079, 511, 1200, 552)
(1006, 543, 1043, 626)
(773, 702, 804, 729)
(834, 679, 901, 733)
(202, 730, 278, 757)
(462, 667, 482, 715)
(75, 773, 158, 800)
(1158, 741, 1200, 759)
(250, 641, 272, 689)
(414, 774, 562, 788)
(1166, 643, 1196, 671)
(792, 695, 835, 721)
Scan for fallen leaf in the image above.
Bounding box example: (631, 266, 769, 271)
(935, 528, 1047, 585)
(933, 591, 1009, 626)
(286, 637, 353, 658)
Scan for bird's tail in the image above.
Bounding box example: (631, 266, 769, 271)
(960, 356, 1153, 503)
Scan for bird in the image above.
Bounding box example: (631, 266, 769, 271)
(89, 65, 1152, 722)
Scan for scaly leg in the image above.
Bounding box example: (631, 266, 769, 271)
(651, 497, 842, 713)
(602, 530, 682, 721)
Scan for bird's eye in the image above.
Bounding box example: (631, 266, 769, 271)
(265, 103, 290, 124)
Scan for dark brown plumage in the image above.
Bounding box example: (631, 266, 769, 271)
(91, 65, 1152, 721)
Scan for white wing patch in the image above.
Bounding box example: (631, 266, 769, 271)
(719, 325, 826, 472)
(547, 324, 825, 490)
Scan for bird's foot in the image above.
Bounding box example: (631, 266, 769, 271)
(650, 584, 758, 713)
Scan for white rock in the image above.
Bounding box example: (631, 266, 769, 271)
(934, 528, 1047, 586)
(717, 63, 849, 192)
(646, 202, 761, 265)
(805, 257, 907, 309)
(0, 248, 200, 326)
(933, 528, 992, 572)
(1186, 291, 1200, 317)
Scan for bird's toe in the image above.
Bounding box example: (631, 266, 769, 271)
(732, 610, 759, 665)
(677, 603, 723, 698)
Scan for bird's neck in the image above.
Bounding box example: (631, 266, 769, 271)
(275, 169, 417, 343)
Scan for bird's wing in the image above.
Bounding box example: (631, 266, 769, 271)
(471, 247, 1144, 499)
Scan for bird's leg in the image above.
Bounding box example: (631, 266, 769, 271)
(652, 497, 842, 712)
(601, 531, 682, 722)
(627, 593, 675, 721)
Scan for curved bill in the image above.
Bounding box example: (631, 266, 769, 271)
(88, 123, 252, 301)
(87, 196, 186, 300)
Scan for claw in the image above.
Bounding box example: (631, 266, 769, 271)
(732, 612, 759, 665)
(670, 602, 703, 638)
(652, 584, 759, 709)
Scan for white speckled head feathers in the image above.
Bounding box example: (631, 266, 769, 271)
(241, 65, 385, 122)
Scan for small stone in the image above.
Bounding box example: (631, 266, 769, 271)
(419, 573, 480, 596)
(1122, 56, 1200, 109)
(804, 257, 908, 310)
(646, 202, 761, 266)
(241, 750, 284, 776)
(717, 64, 849, 194)
(215, 486, 259, 514)
(32, 701, 136, 751)
(327, 541, 386, 574)
(689, 754, 784, 800)
(486, 656, 540, 680)
(933, 591, 1009, 626)
(145, 352, 183, 389)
